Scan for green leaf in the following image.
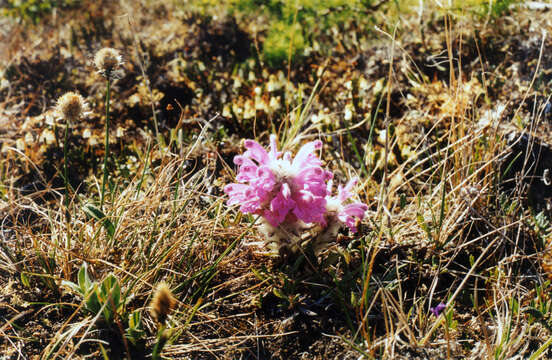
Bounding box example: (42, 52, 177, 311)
(350, 291, 357, 307)
(417, 213, 431, 238)
(61, 279, 80, 294)
(82, 203, 115, 238)
(99, 343, 110, 360)
(100, 274, 121, 323)
(85, 285, 101, 314)
(273, 288, 286, 299)
(102, 274, 121, 307)
(126, 310, 145, 345)
(78, 262, 93, 295)
(152, 327, 168, 360)
(250, 267, 265, 281)
(20, 272, 31, 288)
(400, 193, 407, 209)
(129, 310, 142, 329)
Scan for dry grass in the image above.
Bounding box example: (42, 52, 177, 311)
(2, 0, 552, 359)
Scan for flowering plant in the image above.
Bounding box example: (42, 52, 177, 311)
(224, 135, 368, 253)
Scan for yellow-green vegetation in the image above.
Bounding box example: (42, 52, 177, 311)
(187, 0, 385, 66)
(1, 0, 552, 359)
(1, 0, 76, 23)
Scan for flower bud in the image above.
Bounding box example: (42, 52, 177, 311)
(94, 47, 123, 78)
(150, 282, 176, 324)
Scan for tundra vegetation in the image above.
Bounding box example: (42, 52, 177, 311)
(3, 0, 552, 359)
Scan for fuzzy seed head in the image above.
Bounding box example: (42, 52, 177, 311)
(94, 47, 123, 77)
(55, 92, 87, 121)
(150, 282, 176, 323)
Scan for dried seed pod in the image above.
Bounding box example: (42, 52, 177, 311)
(94, 47, 123, 78)
(55, 92, 88, 122)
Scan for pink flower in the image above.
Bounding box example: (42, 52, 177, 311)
(293, 189, 328, 224)
(224, 135, 331, 227)
(263, 183, 295, 226)
(325, 177, 368, 233)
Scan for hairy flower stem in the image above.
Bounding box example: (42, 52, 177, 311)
(63, 117, 71, 279)
(63, 118, 70, 221)
(100, 79, 111, 209)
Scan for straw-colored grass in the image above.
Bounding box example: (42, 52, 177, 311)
(3, 0, 552, 359)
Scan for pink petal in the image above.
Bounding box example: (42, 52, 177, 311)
(225, 183, 250, 207)
(268, 134, 281, 161)
(233, 155, 255, 167)
(326, 178, 334, 194)
(337, 203, 368, 233)
(241, 201, 262, 214)
(345, 177, 359, 191)
(264, 183, 296, 226)
(292, 190, 326, 224)
(296, 166, 324, 179)
(224, 183, 247, 197)
(342, 219, 358, 233)
(236, 164, 259, 182)
(294, 166, 329, 196)
(292, 140, 323, 169)
(244, 139, 269, 164)
(255, 166, 277, 191)
(341, 203, 368, 218)
(338, 177, 359, 202)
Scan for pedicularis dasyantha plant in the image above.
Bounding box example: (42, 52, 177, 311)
(224, 134, 368, 254)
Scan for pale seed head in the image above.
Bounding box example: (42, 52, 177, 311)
(150, 282, 176, 323)
(55, 92, 87, 121)
(94, 47, 123, 78)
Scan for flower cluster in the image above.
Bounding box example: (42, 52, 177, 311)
(55, 91, 89, 122)
(224, 135, 368, 252)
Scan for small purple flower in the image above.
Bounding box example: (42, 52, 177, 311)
(430, 302, 446, 317)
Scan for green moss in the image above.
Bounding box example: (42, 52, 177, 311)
(264, 21, 305, 67)
(480, 0, 518, 19)
(2, 0, 76, 24)
(256, 0, 373, 67)
(180, 0, 380, 68)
